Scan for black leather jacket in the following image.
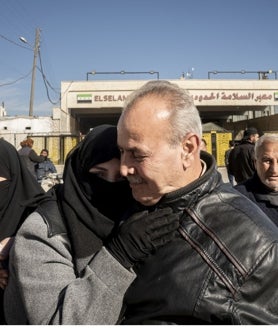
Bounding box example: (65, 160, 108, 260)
(121, 152, 278, 325)
(228, 140, 256, 183)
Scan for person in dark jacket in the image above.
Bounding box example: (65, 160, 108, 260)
(234, 134, 278, 225)
(0, 138, 47, 324)
(228, 127, 259, 183)
(116, 80, 278, 325)
(18, 138, 44, 178)
(35, 149, 57, 184)
(224, 140, 235, 185)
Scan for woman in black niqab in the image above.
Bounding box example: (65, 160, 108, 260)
(0, 139, 46, 241)
(53, 125, 133, 274)
(0, 138, 47, 324)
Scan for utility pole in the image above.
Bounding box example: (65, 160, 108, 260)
(29, 28, 40, 117)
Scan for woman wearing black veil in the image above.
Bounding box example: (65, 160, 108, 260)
(4, 125, 178, 325)
(0, 138, 47, 324)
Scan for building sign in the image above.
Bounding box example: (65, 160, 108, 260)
(76, 92, 128, 105)
(93, 94, 127, 102)
(191, 90, 278, 105)
(75, 90, 278, 107)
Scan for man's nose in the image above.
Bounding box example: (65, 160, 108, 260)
(120, 154, 135, 177)
(120, 163, 136, 177)
(120, 162, 127, 177)
(271, 160, 278, 174)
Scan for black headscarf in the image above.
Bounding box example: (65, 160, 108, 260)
(55, 125, 133, 273)
(0, 138, 46, 241)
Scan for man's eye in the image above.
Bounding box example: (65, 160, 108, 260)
(262, 159, 271, 164)
(132, 152, 143, 158)
(133, 154, 147, 162)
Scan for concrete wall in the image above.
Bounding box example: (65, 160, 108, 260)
(0, 114, 79, 164)
(0, 116, 60, 147)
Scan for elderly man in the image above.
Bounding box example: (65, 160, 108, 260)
(234, 134, 278, 225)
(116, 80, 278, 325)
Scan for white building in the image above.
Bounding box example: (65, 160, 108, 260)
(1, 78, 278, 164)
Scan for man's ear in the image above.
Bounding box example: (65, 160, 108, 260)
(181, 134, 199, 167)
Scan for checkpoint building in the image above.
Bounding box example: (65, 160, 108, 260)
(1, 77, 278, 166)
(54, 77, 278, 165)
(59, 78, 278, 135)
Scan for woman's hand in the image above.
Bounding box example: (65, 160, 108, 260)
(0, 237, 14, 289)
(0, 269, 8, 289)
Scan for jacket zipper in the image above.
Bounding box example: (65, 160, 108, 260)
(178, 225, 237, 296)
(186, 208, 247, 277)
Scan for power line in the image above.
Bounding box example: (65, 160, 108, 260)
(38, 49, 60, 105)
(1, 0, 38, 41)
(1, 30, 61, 109)
(0, 70, 32, 87)
(0, 33, 31, 50)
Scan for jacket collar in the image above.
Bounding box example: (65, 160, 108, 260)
(250, 173, 278, 206)
(157, 152, 222, 211)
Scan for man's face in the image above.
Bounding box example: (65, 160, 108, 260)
(250, 133, 259, 144)
(41, 151, 48, 157)
(255, 141, 278, 191)
(117, 96, 186, 206)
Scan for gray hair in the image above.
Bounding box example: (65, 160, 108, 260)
(255, 134, 278, 158)
(122, 80, 202, 145)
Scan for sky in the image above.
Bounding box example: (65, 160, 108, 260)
(1, 0, 278, 116)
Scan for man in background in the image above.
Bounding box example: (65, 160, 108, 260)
(234, 134, 278, 225)
(35, 149, 57, 184)
(228, 127, 259, 183)
(224, 140, 235, 185)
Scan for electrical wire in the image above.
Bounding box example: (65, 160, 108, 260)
(38, 49, 60, 105)
(0, 33, 32, 51)
(0, 70, 32, 86)
(1, 30, 61, 108)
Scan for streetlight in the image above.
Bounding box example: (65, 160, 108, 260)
(260, 70, 278, 79)
(19, 27, 41, 117)
(181, 67, 195, 79)
(86, 70, 159, 80)
(208, 70, 246, 79)
(208, 69, 277, 80)
(271, 70, 278, 79)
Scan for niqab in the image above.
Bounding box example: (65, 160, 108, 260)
(0, 138, 46, 241)
(55, 125, 133, 273)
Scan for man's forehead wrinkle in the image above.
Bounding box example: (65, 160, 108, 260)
(118, 130, 142, 148)
(132, 131, 143, 141)
(124, 129, 142, 142)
